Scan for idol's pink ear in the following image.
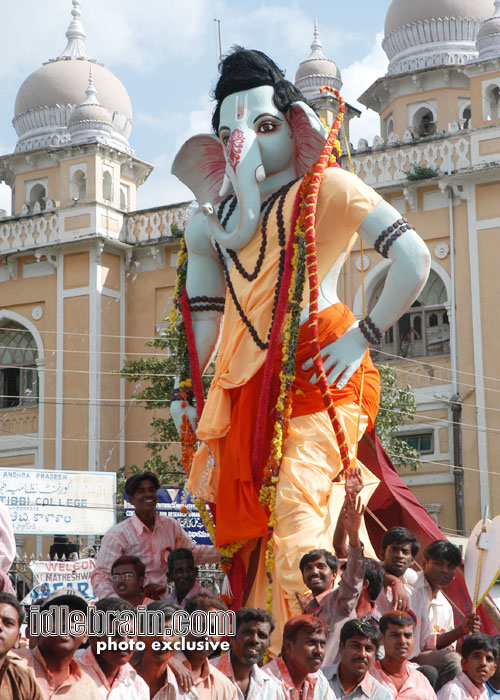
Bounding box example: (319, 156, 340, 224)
(171, 134, 232, 204)
(287, 102, 329, 176)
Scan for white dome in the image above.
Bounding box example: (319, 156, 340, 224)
(385, 0, 493, 35)
(383, 0, 494, 75)
(477, 2, 500, 60)
(15, 60, 132, 118)
(12, 2, 133, 154)
(295, 22, 342, 99)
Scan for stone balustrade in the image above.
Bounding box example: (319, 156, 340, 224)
(348, 132, 471, 188)
(123, 203, 190, 244)
(0, 201, 192, 255)
(0, 213, 59, 254)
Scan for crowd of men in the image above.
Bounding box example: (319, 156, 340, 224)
(0, 470, 499, 700)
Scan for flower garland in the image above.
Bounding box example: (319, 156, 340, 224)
(302, 87, 352, 476)
(257, 87, 351, 612)
(258, 229, 306, 609)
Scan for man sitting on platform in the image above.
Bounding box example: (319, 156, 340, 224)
(371, 611, 437, 700)
(92, 471, 220, 600)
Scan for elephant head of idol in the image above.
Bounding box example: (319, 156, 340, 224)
(171, 48, 329, 252)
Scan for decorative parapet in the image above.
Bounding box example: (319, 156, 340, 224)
(0, 212, 59, 254)
(0, 201, 192, 255)
(348, 133, 471, 189)
(123, 202, 191, 244)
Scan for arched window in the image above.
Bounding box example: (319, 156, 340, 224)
(369, 269, 449, 360)
(415, 110, 436, 138)
(103, 171, 113, 201)
(488, 86, 500, 120)
(0, 321, 39, 408)
(70, 169, 87, 200)
(385, 115, 394, 140)
(29, 183, 46, 211)
(462, 106, 471, 129)
(120, 184, 129, 211)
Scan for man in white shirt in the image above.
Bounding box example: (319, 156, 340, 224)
(263, 615, 335, 699)
(212, 608, 284, 699)
(437, 634, 497, 700)
(411, 540, 481, 688)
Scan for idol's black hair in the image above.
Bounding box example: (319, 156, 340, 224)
(211, 46, 311, 134)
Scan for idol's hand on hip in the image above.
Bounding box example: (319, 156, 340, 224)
(302, 323, 368, 389)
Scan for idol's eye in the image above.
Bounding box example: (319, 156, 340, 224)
(257, 120, 278, 133)
(220, 132, 230, 146)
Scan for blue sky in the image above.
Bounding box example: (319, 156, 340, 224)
(0, 0, 393, 213)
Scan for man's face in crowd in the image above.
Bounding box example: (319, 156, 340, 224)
(91, 633, 137, 668)
(232, 619, 271, 666)
(0, 603, 20, 657)
(129, 479, 158, 516)
(383, 623, 414, 662)
(422, 557, 456, 590)
(383, 542, 414, 578)
(340, 634, 377, 680)
(144, 617, 179, 661)
(38, 607, 87, 659)
(463, 649, 497, 687)
(302, 556, 335, 596)
(185, 607, 223, 655)
(168, 558, 197, 597)
(284, 628, 326, 675)
(112, 563, 144, 599)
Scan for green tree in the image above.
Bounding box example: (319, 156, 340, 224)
(375, 364, 420, 470)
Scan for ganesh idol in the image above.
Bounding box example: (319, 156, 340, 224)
(170, 48, 430, 630)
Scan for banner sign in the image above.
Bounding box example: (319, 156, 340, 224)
(0, 469, 116, 535)
(124, 488, 212, 545)
(21, 558, 96, 605)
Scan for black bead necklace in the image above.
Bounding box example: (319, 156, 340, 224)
(213, 177, 298, 351)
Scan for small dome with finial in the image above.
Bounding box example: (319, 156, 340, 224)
(295, 20, 342, 99)
(477, 1, 500, 60)
(68, 69, 114, 144)
(13, 0, 133, 154)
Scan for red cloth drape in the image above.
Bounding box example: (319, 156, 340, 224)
(359, 430, 498, 635)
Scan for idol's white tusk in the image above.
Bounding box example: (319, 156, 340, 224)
(219, 174, 232, 198)
(255, 164, 266, 182)
(201, 203, 214, 216)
